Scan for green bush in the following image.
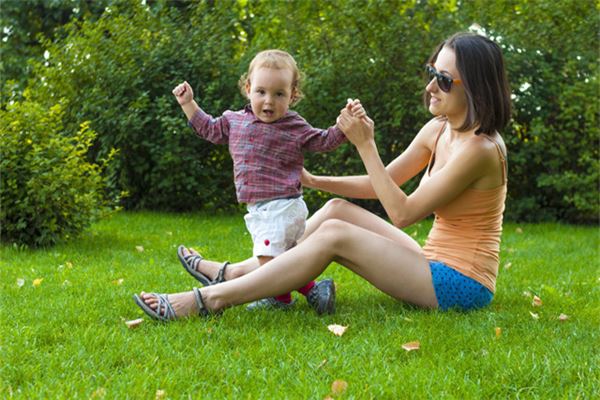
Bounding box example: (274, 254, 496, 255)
(21, 0, 598, 223)
(0, 97, 114, 247)
(28, 0, 242, 211)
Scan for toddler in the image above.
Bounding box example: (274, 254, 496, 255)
(172, 49, 347, 313)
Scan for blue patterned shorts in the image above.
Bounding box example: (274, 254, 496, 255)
(429, 261, 494, 311)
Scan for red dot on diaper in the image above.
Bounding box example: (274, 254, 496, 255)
(264, 239, 270, 246)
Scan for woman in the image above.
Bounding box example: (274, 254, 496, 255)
(134, 32, 511, 320)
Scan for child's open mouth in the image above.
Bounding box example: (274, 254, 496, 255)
(263, 110, 274, 116)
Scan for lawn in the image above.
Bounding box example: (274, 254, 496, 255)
(1, 211, 598, 399)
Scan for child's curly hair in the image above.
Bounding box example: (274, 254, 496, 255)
(238, 49, 305, 106)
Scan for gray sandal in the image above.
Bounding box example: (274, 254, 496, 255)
(133, 287, 216, 321)
(177, 245, 229, 286)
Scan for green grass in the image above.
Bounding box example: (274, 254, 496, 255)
(1, 212, 598, 399)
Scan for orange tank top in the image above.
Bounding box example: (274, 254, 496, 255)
(422, 122, 507, 292)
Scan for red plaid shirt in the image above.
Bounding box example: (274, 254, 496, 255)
(189, 105, 346, 203)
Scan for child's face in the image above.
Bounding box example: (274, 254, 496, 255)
(245, 67, 295, 123)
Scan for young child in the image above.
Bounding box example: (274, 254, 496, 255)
(172, 49, 347, 314)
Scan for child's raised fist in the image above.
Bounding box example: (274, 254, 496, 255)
(172, 81, 194, 105)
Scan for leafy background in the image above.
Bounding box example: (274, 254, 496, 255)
(1, 0, 598, 246)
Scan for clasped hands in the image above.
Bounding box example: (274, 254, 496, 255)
(337, 98, 375, 148)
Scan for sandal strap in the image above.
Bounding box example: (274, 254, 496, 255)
(186, 254, 203, 272)
(155, 293, 176, 320)
(214, 262, 230, 284)
(193, 287, 223, 316)
(193, 287, 209, 317)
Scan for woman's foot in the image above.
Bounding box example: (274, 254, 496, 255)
(138, 290, 200, 318)
(135, 288, 220, 320)
(178, 246, 232, 283)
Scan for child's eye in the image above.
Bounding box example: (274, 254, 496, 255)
(277, 92, 285, 97)
(256, 89, 265, 95)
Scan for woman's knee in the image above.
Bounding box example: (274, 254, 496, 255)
(321, 198, 352, 218)
(313, 218, 353, 247)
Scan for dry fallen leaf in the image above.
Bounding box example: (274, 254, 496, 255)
(125, 318, 144, 329)
(66, 261, 73, 269)
(529, 311, 539, 320)
(532, 295, 543, 307)
(155, 389, 166, 399)
(16, 278, 25, 288)
(515, 227, 523, 234)
(62, 280, 71, 287)
(112, 278, 124, 285)
(316, 359, 328, 369)
(503, 262, 512, 270)
(327, 324, 348, 336)
(331, 379, 348, 395)
(135, 246, 144, 252)
(32, 278, 43, 287)
(558, 313, 569, 322)
(402, 340, 420, 351)
(495, 327, 502, 338)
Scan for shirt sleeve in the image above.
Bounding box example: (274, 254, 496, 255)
(295, 115, 347, 152)
(188, 108, 231, 145)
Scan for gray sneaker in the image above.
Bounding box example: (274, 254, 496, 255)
(306, 279, 336, 315)
(246, 297, 296, 311)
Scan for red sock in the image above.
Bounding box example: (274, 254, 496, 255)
(275, 293, 292, 303)
(296, 281, 315, 296)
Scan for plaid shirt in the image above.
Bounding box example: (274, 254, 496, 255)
(189, 105, 346, 203)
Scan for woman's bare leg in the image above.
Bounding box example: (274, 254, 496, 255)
(299, 198, 421, 252)
(140, 218, 437, 316)
(185, 198, 421, 280)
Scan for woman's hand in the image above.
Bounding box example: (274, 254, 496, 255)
(337, 99, 375, 149)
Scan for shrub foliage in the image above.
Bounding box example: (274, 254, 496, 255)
(6, 0, 598, 223)
(0, 98, 114, 247)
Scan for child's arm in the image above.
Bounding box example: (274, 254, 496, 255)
(172, 81, 230, 144)
(299, 99, 367, 153)
(301, 99, 425, 199)
(172, 81, 200, 120)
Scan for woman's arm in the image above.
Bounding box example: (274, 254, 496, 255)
(337, 110, 492, 227)
(302, 121, 434, 199)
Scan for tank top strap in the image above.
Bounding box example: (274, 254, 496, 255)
(426, 120, 447, 175)
(482, 135, 507, 185)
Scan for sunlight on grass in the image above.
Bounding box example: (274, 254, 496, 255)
(1, 212, 598, 398)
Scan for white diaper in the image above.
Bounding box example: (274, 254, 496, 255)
(244, 197, 308, 257)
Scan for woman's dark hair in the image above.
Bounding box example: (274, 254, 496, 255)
(424, 32, 512, 135)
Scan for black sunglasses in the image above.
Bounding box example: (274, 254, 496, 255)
(426, 64, 462, 93)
